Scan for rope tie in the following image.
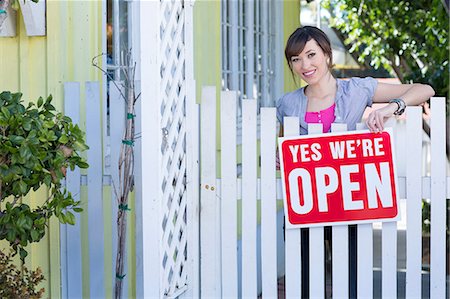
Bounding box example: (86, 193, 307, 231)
(122, 139, 134, 146)
(116, 273, 126, 280)
(118, 204, 131, 211)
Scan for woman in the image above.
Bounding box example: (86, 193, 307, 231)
(277, 26, 434, 298)
(277, 26, 435, 136)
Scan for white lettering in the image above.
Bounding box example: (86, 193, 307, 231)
(362, 139, 374, 157)
(341, 164, 363, 210)
(346, 140, 356, 158)
(300, 144, 311, 162)
(288, 168, 313, 215)
(329, 141, 346, 159)
(289, 145, 299, 163)
(310, 143, 322, 161)
(365, 162, 393, 208)
(374, 138, 385, 156)
(315, 167, 338, 212)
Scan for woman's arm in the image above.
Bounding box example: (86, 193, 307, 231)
(366, 82, 435, 132)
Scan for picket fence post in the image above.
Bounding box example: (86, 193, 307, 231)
(284, 117, 302, 298)
(241, 99, 258, 297)
(429, 97, 447, 298)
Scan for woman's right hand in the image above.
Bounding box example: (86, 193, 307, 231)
(365, 103, 398, 133)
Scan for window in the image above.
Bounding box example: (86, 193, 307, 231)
(107, 0, 131, 81)
(221, 0, 280, 113)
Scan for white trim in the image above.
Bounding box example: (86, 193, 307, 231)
(139, 1, 161, 297)
(184, 1, 199, 298)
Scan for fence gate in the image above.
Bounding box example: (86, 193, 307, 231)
(139, 1, 198, 298)
(199, 86, 449, 298)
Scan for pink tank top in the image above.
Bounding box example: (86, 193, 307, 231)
(305, 103, 336, 133)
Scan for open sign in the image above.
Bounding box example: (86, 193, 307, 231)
(278, 129, 399, 228)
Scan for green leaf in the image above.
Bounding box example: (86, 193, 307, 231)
(34, 217, 46, 226)
(65, 211, 76, 225)
(59, 135, 69, 144)
(18, 180, 27, 194)
(37, 96, 44, 107)
(30, 229, 39, 241)
(19, 248, 28, 261)
(1, 106, 10, 118)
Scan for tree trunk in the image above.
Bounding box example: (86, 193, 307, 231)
(115, 208, 128, 299)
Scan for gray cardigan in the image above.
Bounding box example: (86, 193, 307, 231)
(276, 77, 378, 134)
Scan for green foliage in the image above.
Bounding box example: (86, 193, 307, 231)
(0, 249, 45, 298)
(324, 0, 449, 97)
(0, 91, 89, 260)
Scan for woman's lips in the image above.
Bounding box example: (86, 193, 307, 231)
(302, 69, 316, 78)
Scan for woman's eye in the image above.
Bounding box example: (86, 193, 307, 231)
(308, 53, 316, 58)
(291, 57, 300, 63)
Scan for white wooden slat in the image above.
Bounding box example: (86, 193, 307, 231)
(381, 119, 398, 299)
(184, 13, 199, 292)
(382, 221, 397, 298)
(63, 82, 83, 299)
(220, 91, 238, 298)
(139, 1, 161, 296)
(200, 86, 220, 298)
(329, 123, 350, 299)
(260, 108, 278, 298)
(85, 82, 105, 299)
(109, 81, 125, 292)
(429, 97, 446, 298)
(242, 99, 258, 298)
(307, 123, 325, 299)
(284, 117, 302, 298)
(405, 107, 422, 298)
(356, 122, 373, 299)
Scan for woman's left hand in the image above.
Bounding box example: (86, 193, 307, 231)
(366, 103, 398, 132)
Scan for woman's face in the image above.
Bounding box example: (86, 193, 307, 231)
(290, 39, 330, 85)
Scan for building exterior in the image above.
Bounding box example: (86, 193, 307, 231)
(0, 0, 303, 297)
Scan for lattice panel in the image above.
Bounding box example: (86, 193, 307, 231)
(159, 0, 188, 297)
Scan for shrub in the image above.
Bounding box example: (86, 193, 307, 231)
(0, 249, 45, 298)
(0, 91, 89, 260)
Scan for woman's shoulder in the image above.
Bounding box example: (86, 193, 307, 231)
(276, 87, 305, 107)
(338, 77, 378, 97)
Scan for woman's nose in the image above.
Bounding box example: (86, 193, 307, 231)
(300, 59, 310, 69)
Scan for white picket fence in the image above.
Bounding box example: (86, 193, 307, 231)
(200, 85, 449, 298)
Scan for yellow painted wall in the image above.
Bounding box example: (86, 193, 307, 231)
(0, 1, 104, 298)
(193, 0, 222, 101)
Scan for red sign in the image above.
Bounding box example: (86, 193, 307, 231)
(279, 129, 399, 228)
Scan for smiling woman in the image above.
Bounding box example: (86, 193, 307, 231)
(276, 25, 435, 298)
(277, 26, 435, 136)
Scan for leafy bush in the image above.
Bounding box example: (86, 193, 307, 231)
(0, 249, 45, 299)
(0, 91, 89, 260)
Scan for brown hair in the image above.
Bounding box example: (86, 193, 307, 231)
(285, 26, 333, 74)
